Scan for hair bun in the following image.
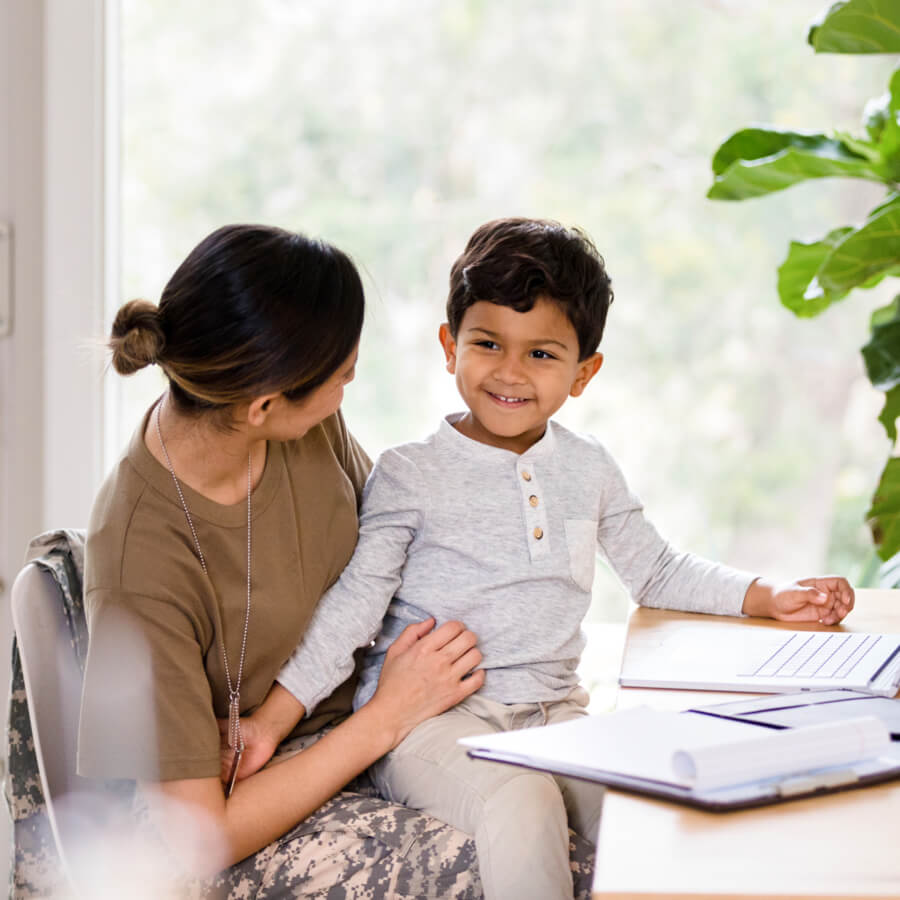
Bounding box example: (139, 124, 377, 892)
(109, 299, 165, 374)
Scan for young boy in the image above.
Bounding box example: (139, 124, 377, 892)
(241, 218, 854, 900)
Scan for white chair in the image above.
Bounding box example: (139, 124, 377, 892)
(9, 561, 127, 897)
(10, 548, 204, 900)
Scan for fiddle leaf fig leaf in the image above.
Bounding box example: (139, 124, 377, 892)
(862, 69, 900, 179)
(808, 0, 900, 53)
(863, 296, 900, 390)
(777, 229, 854, 317)
(878, 549, 900, 587)
(863, 91, 892, 141)
(867, 457, 900, 561)
(867, 190, 900, 219)
(878, 384, 900, 442)
(818, 200, 900, 293)
(708, 129, 884, 200)
(837, 128, 883, 162)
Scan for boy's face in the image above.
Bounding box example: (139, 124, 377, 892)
(439, 297, 602, 454)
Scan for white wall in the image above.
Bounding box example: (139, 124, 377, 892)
(1, 0, 109, 885)
(1, 0, 45, 880)
(43, 1, 110, 523)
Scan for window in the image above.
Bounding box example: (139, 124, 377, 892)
(116, 0, 892, 620)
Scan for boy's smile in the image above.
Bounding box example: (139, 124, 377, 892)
(439, 298, 602, 454)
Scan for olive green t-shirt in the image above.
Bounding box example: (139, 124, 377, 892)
(77, 406, 371, 781)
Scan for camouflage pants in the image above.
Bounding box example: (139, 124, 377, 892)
(198, 735, 594, 899)
(203, 790, 481, 899)
(203, 788, 595, 899)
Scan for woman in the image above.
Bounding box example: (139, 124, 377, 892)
(77, 224, 494, 897)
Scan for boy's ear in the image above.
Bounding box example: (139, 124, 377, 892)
(438, 323, 458, 374)
(246, 392, 281, 427)
(569, 352, 603, 398)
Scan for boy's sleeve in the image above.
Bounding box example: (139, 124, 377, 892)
(277, 449, 425, 713)
(595, 449, 756, 617)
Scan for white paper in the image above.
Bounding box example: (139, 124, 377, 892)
(460, 708, 893, 793)
(671, 714, 890, 791)
(460, 706, 760, 787)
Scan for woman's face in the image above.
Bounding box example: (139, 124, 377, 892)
(263, 345, 359, 440)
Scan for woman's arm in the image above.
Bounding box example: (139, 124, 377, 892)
(142, 618, 484, 877)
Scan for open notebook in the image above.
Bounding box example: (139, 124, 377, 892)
(460, 694, 900, 811)
(618, 625, 900, 695)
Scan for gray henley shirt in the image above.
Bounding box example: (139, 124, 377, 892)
(277, 415, 756, 712)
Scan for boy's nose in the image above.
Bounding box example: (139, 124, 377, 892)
(494, 354, 527, 383)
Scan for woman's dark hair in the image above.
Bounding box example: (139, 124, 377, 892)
(109, 224, 365, 415)
(446, 218, 613, 360)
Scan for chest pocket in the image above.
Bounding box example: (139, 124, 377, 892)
(565, 519, 598, 592)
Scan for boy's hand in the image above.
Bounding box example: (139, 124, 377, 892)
(742, 576, 855, 625)
(217, 683, 306, 786)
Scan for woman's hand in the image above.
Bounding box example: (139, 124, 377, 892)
(368, 618, 484, 748)
(218, 683, 306, 786)
(742, 576, 855, 625)
(218, 715, 280, 786)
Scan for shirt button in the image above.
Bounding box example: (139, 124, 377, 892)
(533, 527, 543, 540)
(529, 495, 539, 507)
(522, 471, 532, 482)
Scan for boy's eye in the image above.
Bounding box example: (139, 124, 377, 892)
(474, 340, 499, 350)
(530, 349, 557, 360)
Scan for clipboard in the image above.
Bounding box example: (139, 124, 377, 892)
(689, 688, 900, 737)
(460, 696, 900, 811)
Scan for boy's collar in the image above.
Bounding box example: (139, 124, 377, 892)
(439, 413, 556, 460)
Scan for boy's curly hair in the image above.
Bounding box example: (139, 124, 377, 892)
(446, 218, 613, 361)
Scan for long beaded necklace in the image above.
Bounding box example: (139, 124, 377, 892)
(154, 398, 251, 797)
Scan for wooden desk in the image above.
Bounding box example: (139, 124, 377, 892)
(592, 589, 900, 900)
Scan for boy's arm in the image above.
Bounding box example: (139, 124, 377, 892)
(276, 450, 424, 712)
(604, 518, 752, 617)
(596, 455, 854, 623)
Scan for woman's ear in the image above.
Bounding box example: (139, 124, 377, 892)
(438, 323, 458, 374)
(569, 353, 603, 398)
(246, 393, 280, 427)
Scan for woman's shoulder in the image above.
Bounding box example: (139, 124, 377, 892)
(282, 411, 372, 490)
(310, 410, 366, 459)
(87, 453, 150, 579)
(86, 448, 203, 606)
(88, 407, 164, 551)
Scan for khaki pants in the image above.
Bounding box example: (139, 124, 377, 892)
(372, 687, 605, 900)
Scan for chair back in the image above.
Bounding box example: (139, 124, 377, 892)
(9, 562, 90, 887)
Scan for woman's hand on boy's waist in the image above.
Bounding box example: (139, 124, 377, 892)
(367, 617, 485, 748)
